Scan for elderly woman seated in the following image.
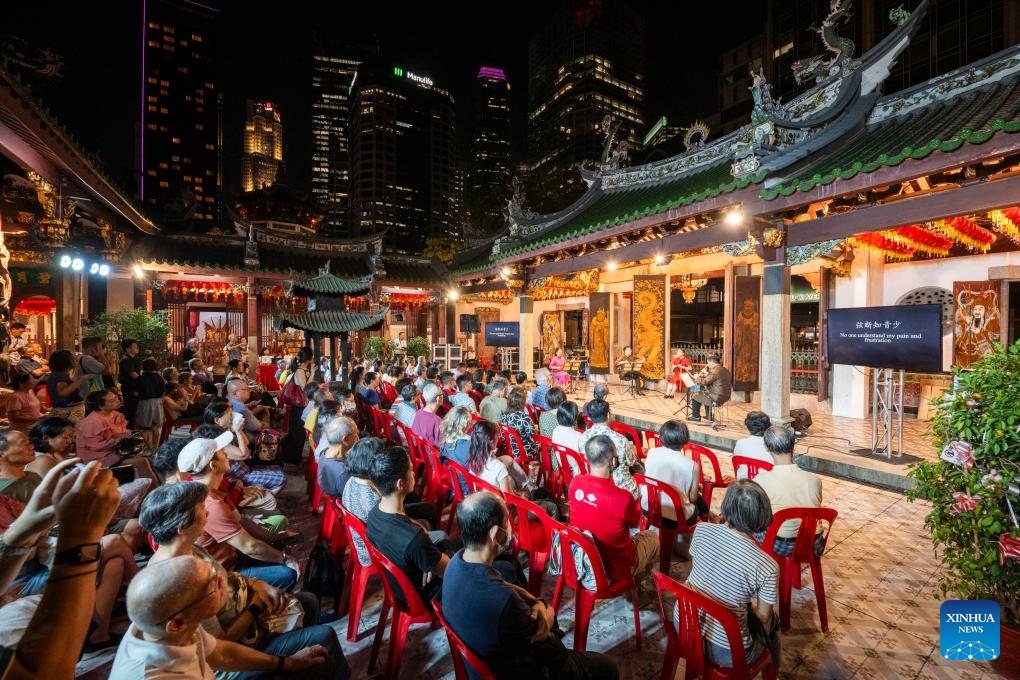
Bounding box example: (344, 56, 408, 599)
(138, 482, 347, 675)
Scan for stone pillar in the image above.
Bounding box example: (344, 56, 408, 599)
(831, 250, 885, 418)
(760, 262, 792, 424)
(518, 295, 534, 375)
(56, 270, 79, 350)
(245, 276, 258, 342)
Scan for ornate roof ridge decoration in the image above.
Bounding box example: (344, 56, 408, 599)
(250, 224, 384, 254)
(869, 47, 1020, 124)
(284, 259, 374, 297)
(0, 67, 160, 235)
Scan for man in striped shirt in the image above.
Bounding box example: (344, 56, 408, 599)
(684, 480, 780, 669)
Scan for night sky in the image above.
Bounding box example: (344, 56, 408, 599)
(4, 1, 765, 198)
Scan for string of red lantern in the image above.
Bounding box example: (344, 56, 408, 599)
(882, 225, 953, 256)
(930, 216, 995, 251)
(13, 298, 57, 316)
(849, 232, 915, 260)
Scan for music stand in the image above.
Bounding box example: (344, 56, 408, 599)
(617, 359, 645, 397)
(672, 372, 696, 418)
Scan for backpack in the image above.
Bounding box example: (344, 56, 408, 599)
(302, 539, 345, 622)
(545, 529, 597, 590)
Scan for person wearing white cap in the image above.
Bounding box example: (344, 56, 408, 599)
(178, 433, 300, 590)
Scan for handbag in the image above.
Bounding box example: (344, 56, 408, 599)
(260, 596, 305, 634)
(277, 373, 307, 408)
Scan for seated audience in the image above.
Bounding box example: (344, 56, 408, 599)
(568, 435, 659, 585)
(0, 459, 123, 678)
(139, 483, 349, 678)
(411, 383, 444, 448)
(684, 480, 780, 669)
(341, 437, 386, 568)
(450, 374, 478, 413)
(478, 378, 508, 423)
(752, 426, 825, 556)
(76, 390, 134, 466)
(189, 357, 217, 395)
(357, 371, 381, 407)
(582, 384, 610, 420)
(441, 492, 619, 680)
(318, 416, 359, 499)
(551, 401, 584, 458)
(642, 420, 702, 526)
(150, 438, 191, 484)
(226, 378, 267, 443)
(0, 431, 41, 503)
(539, 386, 565, 437)
(393, 382, 419, 429)
(468, 421, 557, 518)
(734, 411, 775, 479)
(527, 368, 553, 410)
(6, 373, 47, 432)
(499, 386, 539, 460)
(25, 416, 75, 477)
(43, 349, 88, 423)
(366, 446, 454, 602)
(577, 399, 640, 498)
(109, 556, 345, 678)
(162, 381, 192, 423)
(204, 400, 285, 492)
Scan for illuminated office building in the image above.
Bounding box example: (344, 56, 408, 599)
(241, 100, 283, 192)
(349, 62, 458, 254)
(527, 0, 645, 211)
(470, 66, 512, 234)
(139, 0, 220, 227)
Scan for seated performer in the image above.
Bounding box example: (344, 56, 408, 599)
(548, 348, 571, 386)
(617, 346, 646, 395)
(664, 348, 693, 399)
(689, 354, 732, 422)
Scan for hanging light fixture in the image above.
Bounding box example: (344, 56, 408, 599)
(673, 273, 708, 303)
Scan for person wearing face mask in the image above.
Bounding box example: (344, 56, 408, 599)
(441, 492, 619, 680)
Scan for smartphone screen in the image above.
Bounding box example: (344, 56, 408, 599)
(111, 465, 136, 485)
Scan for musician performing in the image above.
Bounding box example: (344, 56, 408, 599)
(549, 347, 571, 386)
(617, 345, 647, 397)
(688, 354, 732, 422)
(663, 348, 692, 399)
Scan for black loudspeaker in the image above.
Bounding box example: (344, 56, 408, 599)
(789, 408, 813, 432)
(459, 314, 480, 334)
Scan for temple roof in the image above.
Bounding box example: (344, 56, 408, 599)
(286, 261, 374, 296)
(760, 51, 1020, 200)
(276, 308, 388, 335)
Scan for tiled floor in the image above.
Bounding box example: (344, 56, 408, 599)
(578, 381, 940, 463)
(325, 447, 1005, 680)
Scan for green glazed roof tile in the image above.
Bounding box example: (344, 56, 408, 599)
(760, 75, 1020, 200)
(277, 308, 389, 334)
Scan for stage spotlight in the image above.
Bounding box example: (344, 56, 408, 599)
(71, 258, 84, 271)
(89, 262, 100, 274)
(59, 255, 71, 268)
(725, 208, 744, 226)
(98, 264, 110, 277)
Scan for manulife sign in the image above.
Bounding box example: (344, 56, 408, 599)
(393, 66, 433, 88)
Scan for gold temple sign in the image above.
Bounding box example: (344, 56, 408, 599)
(632, 276, 666, 380)
(528, 269, 599, 301)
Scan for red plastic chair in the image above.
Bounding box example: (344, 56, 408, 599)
(466, 470, 506, 499)
(582, 415, 594, 430)
(731, 455, 774, 480)
(551, 525, 642, 652)
(757, 506, 838, 632)
(684, 443, 731, 508)
(370, 407, 388, 439)
(367, 542, 439, 679)
(417, 438, 449, 528)
(609, 421, 645, 459)
(432, 601, 498, 680)
(498, 424, 532, 466)
(634, 473, 697, 574)
(652, 571, 776, 680)
(644, 430, 662, 450)
(444, 458, 473, 534)
(336, 503, 376, 641)
(525, 404, 544, 424)
(505, 493, 562, 596)
(553, 443, 588, 495)
(532, 434, 558, 496)
(305, 430, 323, 511)
(319, 495, 349, 554)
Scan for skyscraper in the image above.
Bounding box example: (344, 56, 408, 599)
(527, 0, 645, 212)
(349, 62, 458, 255)
(139, 0, 220, 228)
(310, 39, 369, 235)
(241, 100, 283, 192)
(470, 66, 512, 234)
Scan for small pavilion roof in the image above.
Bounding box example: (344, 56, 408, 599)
(276, 308, 388, 335)
(286, 260, 374, 296)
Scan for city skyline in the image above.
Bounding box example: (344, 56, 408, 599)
(2, 1, 766, 205)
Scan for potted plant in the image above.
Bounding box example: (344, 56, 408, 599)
(405, 336, 431, 362)
(908, 341, 1020, 673)
(362, 336, 392, 363)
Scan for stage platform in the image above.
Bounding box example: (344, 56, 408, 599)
(570, 380, 936, 493)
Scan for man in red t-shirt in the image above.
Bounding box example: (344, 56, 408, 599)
(568, 434, 659, 584)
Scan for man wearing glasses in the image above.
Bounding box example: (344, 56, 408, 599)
(110, 555, 350, 678)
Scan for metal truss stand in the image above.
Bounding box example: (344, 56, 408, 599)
(871, 368, 904, 457)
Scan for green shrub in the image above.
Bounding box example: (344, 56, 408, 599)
(908, 341, 1020, 625)
(84, 308, 171, 358)
(406, 336, 431, 361)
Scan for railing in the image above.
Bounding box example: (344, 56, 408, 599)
(673, 343, 819, 394)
